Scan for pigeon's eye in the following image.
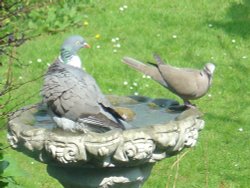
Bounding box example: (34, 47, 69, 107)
(75, 41, 81, 45)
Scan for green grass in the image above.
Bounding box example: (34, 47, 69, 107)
(1, 0, 250, 187)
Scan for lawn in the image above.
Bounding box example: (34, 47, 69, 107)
(0, 0, 250, 187)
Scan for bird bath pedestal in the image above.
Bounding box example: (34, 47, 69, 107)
(7, 96, 204, 188)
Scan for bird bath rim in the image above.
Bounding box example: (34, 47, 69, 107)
(7, 95, 204, 168)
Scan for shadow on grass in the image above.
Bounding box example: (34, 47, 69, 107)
(210, 1, 250, 74)
(210, 0, 250, 38)
(216, 35, 249, 74)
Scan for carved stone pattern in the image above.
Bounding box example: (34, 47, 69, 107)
(99, 177, 131, 188)
(7, 106, 205, 167)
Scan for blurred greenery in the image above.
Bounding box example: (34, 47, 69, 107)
(0, 0, 93, 187)
(0, 0, 250, 187)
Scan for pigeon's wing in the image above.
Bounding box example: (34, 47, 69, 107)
(122, 57, 168, 87)
(67, 65, 125, 122)
(73, 68, 125, 129)
(42, 63, 98, 119)
(42, 61, 124, 129)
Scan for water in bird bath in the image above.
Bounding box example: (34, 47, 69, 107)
(33, 106, 56, 130)
(32, 96, 182, 131)
(119, 96, 181, 128)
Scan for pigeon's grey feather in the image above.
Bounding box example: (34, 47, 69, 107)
(42, 59, 125, 132)
(122, 54, 215, 106)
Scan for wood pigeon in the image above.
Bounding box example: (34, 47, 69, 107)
(42, 35, 126, 133)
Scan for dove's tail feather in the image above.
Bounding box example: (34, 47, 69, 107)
(122, 57, 168, 88)
(147, 61, 158, 67)
(153, 53, 166, 65)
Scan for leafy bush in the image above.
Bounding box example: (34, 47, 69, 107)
(25, 0, 92, 34)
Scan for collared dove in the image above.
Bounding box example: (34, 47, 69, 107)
(122, 54, 215, 107)
(42, 35, 126, 133)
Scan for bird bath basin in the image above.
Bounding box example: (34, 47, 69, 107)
(7, 95, 204, 188)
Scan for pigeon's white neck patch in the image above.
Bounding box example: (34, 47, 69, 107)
(67, 55, 82, 68)
(59, 55, 82, 68)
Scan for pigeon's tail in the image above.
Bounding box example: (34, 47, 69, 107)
(122, 57, 168, 88)
(99, 103, 126, 130)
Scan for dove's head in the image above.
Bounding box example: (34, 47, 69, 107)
(204, 63, 215, 76)
(59, 35, 90, 68)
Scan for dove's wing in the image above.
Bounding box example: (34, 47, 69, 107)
(155, 58, 211, 100)
(123, 55, 212, 102)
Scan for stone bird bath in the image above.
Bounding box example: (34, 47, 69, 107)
(7, 95, 204, 188)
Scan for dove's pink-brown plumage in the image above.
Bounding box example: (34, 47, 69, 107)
(123, 55, 215, 105)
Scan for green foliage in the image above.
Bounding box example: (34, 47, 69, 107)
(0, 0, 90, 59)
(25, 1, 91, 34)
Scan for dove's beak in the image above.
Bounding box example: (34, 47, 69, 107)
(83, 43, 91, 48)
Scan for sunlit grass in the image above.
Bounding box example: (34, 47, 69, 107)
(1, 0, 250, 187)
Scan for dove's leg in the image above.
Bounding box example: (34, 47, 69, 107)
(184, 100, 196, 109)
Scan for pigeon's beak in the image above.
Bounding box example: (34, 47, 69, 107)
(83, 43, 91, 48)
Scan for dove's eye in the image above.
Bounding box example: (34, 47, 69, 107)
(75, 41, 81, 45)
